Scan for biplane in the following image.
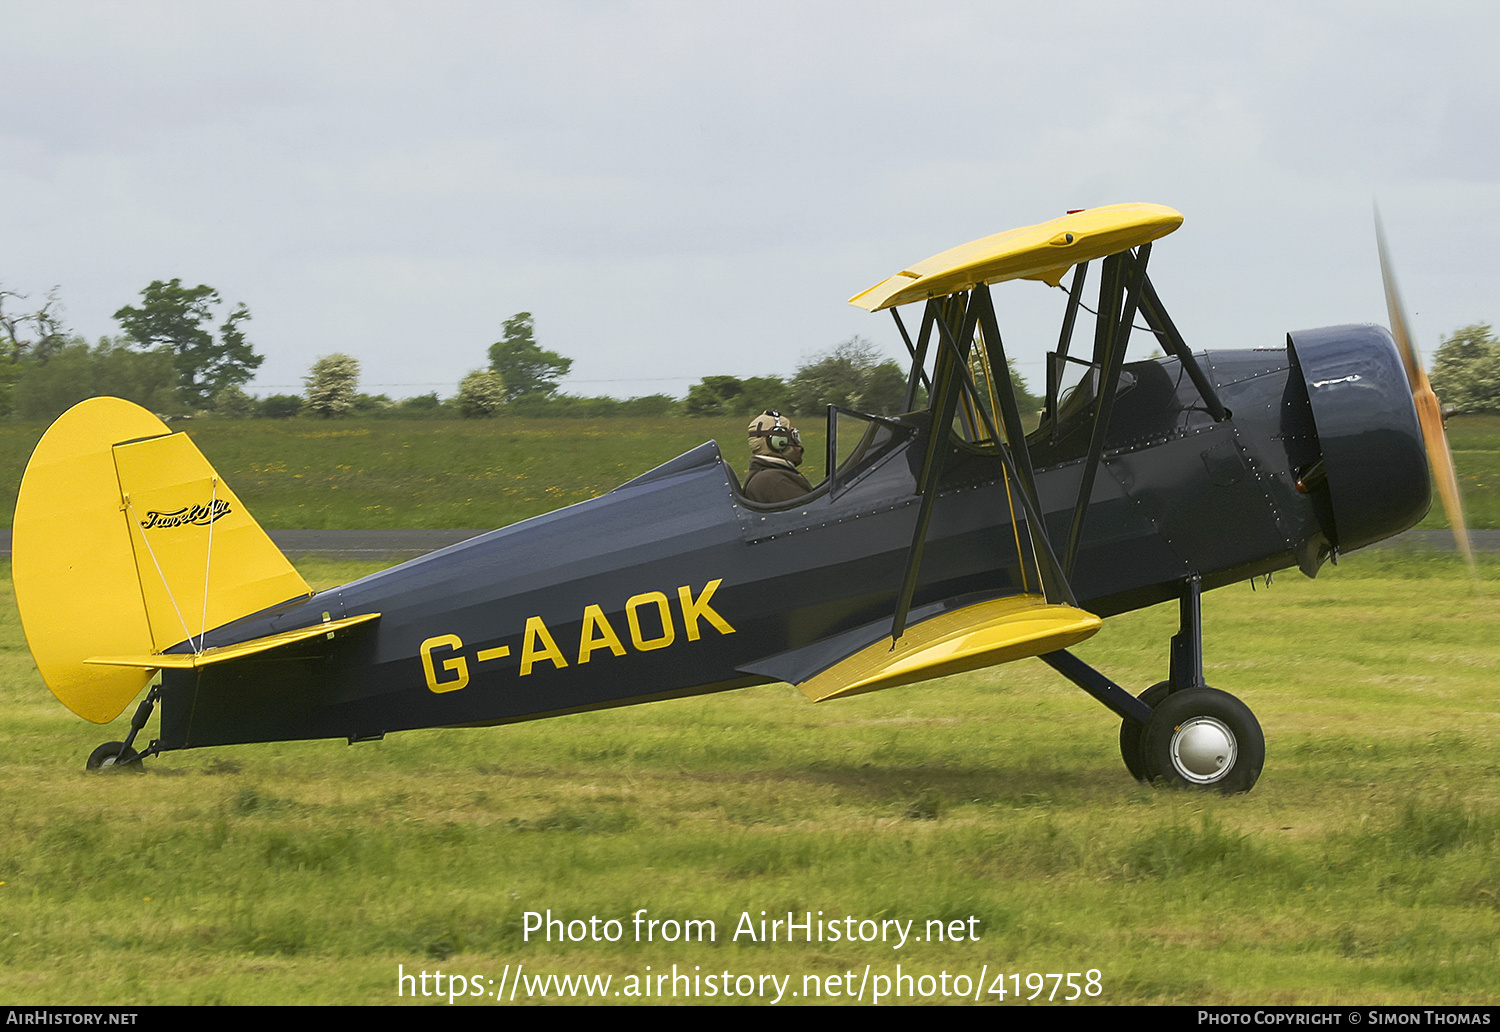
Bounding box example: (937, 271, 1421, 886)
(13, 202, 1465, 793)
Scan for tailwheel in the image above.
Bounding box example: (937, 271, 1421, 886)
(86, 741, 144, 773)
(1119, 681, 1172, 782)
(1140, 687, 1264, 794)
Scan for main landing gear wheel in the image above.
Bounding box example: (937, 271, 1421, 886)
(1140, 688, 1264, 794)
(1119, 681, 1172, 782)
(86, 741, 144, 773)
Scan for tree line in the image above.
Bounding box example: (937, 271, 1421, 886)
(1, 281, 1053, 423)
(1428, 324, 1500, 414)
(0, 280, 262, 420)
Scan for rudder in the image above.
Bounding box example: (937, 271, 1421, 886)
(14, 398, 311, 723)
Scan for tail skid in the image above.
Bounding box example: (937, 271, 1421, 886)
(14, 398, 312, 723)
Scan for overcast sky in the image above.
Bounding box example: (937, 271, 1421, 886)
(4, 1, 1497, 401)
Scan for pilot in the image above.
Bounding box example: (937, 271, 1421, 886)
(743, 410, 813, 503)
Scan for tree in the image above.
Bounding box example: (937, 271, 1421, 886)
(488, 312, 572, 402)
(789, 336, 906, 416)
(393, 392, 447, 417)
(617, 394, 675, 416)
(859, 363, 907, 415)
(1428, 323, 1500, 414)
(457, 370, 506, 417)
(683, 374, 792, 417)
(0, 287, 69, 415)
(304, 353, 360, 418)
(684, 375, 746, 416)
(351, 393, 393, 415)
(214, 384, 255, 419)
(739, 376, 792, 416)
(112, 279, 263, 409)
(0, 286, 66, 364)
(260, 394, 303, 419)
(1009, 360, 1041, 416)
(11, 336, 181, 421)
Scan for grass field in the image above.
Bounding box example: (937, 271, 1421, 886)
(1, 552, 1496, 1006)
(0, 415, 818, 531)
(0, 412, 1497, 531)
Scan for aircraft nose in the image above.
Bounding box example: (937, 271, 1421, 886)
(1287, 324, 1431, 553)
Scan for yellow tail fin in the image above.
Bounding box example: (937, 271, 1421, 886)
(14, 398, 311, 723)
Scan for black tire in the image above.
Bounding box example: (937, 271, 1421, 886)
(1119, 681, 1172, 782)
(86, 741, 143, 773)
(1140, 687, 1264, 794)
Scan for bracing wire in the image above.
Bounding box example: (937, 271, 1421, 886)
(199, 477, 218, 654)
(124, 498, 201, 656)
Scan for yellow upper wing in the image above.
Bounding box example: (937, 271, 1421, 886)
(849, 202, 1182, 311)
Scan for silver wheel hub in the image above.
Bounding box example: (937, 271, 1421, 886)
(1169, 716, 1236, 784)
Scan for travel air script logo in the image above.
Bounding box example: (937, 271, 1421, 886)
(139, 499, 232, 530)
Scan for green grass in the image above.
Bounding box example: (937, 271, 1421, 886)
(0, 411, 1496, 531)
(1415, 415, 1500, 530)
(0, 416, 827, 530)
(0, 410, 1495, 1004)
(1, 552, 1497, 1005)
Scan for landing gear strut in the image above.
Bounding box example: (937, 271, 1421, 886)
(85, 685, 160, 774)
(1126, 576, 1263, 792)
(1045, 574, 1265, 793)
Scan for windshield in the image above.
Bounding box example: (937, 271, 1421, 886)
(826, 407, 913, 495)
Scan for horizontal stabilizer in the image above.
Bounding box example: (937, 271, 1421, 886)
(747, 594, 1100, 703)
(86, 613, 381, 671)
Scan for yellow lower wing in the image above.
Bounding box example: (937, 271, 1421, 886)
(798, 594, 1101, 702)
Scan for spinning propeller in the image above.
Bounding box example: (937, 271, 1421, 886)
(1375, 210, 1477, 577)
